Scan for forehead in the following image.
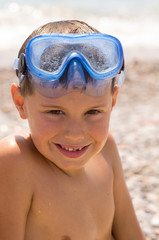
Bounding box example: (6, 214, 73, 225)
(28, 89, 112, 109)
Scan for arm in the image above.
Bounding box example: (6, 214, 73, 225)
(0, 137, 33, 240)
(105, 134, 146, 240)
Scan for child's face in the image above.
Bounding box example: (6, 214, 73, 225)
(15, 87, 118, 175)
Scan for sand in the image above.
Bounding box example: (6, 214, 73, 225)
(0, 58, 159, 239)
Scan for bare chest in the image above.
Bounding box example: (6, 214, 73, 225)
(25, 165, 114, 240)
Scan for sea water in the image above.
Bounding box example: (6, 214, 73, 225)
(0, 0, 159, 67)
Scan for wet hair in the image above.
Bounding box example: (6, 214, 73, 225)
(16, 20, 115, 96)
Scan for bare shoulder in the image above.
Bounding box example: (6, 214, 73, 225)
(0, 131, 35, 192)
(0, 131, 36, 169)
(0, 132, 36, 239)
(101, 132, 121, 169)
(102, 134, 146, 239)
(0, 131, 38, 202)
(101, 132, 127, 193)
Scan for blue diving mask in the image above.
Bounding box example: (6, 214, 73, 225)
(14, 33, 125, 97)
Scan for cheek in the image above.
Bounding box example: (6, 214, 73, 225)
(88, 114, 111, 143)
(28, 114, 63, 140)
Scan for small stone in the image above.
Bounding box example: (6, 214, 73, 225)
(151, 217, 159, 227)
(0, 124, 9, 132)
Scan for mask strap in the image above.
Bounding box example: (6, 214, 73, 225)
(13, 58, 19, 70)
(118, 70, 125, 87)
(117, 57, 125, 87)
(13, 53, 27, 86)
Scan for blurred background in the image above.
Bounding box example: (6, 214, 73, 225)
(0, 0, 159, 67)
(0, 0, 159, 239)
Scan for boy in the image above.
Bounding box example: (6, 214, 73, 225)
(0, 20, 145, 240)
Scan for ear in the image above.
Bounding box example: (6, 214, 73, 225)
(11, 83, 27, 119)
(112, 85, 119, 108)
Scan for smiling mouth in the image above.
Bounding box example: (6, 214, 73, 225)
(59, 145, 84, 152)
(55, 143, 89, 158)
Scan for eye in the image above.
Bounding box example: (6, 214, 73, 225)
(86, 109, 101, 115)
(47, 110, 64, 115)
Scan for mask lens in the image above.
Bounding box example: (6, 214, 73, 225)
(39, 43, 110, 74)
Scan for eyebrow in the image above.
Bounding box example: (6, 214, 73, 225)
(41, 104, 106, 108)
(40, 105, 65, 109)
(40, 103, 108, 111)
(90, 105, 106, 108)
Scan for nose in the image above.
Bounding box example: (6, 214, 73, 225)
(64, 119, 85, 142)
(66, 59, 87, 89)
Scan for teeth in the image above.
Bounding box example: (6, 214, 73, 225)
(61, 145, 83, 152)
